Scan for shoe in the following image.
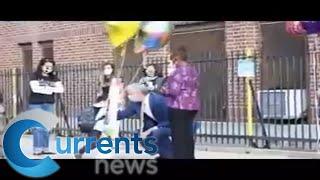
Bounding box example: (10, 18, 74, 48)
(41, 151, 56, 155)
(74, 153, 83, 159)
(33, 152, 43, 156)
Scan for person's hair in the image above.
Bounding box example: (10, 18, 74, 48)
(126, 83, 149, 95)
(102, 62, 115, 75)
(101, 62, 116, 85)
(142, 64, 163, 77)
(35, 58, 57, 78)
(173, 46, 188, 61)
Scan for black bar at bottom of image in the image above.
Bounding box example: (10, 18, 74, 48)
(0, 159, 319, 179)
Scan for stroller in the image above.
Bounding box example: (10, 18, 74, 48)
(77, 100, 108, 134)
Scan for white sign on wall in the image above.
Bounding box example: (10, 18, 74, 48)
(237, 58, 255, 77)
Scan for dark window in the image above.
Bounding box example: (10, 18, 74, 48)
(39, 40, 53, 59)
(19, 43, 33, 73)
(18, 43, 33, 111)
(261, 22, 306, 89)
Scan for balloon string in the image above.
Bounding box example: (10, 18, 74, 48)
(129, 51, 148, 84)
(116, 44, 128, 79)
(129, 65, 143, 84)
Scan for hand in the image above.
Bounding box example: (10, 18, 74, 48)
(39, 80, 47, 86)
(148, 86, 155, 91)
(140, 130, 150, 139)
(160, 87, 166, 93)
(140, 126, 158, 139)
(48, 82, 56, 87)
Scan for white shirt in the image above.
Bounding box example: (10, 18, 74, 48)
(142, 93, 155, 120)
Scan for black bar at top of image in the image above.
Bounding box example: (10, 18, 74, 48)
(1, 159, 320, 179)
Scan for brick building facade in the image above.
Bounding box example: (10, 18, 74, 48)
(1, 21, 320, 124)
(0, 21, 113, 68)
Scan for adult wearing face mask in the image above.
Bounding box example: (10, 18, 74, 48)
(75, 63, 118, 159)
(29, 58, 64, 155)
(138, 64, 165, 93)
(161, 46, 200, 159)
(96, 62, 115, 104)
(116, 83, 173, 159)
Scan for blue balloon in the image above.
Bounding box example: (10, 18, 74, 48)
(143, 36, 161, 49)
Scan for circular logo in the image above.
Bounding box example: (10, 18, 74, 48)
(1, 109, 60, 178)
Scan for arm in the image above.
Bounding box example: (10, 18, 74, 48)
(161, 72, 182, 97)
(29, 81, 53, 95)
(50, 81, 64, 93)
(138, 77, 145, 85)
(117, 101, 139, 120)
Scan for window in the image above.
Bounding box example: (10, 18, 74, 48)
(18, 42, 33, 111)
(39, 40, 53, 59)
(19, 43, 33, 72)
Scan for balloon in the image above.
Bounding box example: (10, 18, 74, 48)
(134, 21, 172, 53)
(301, 21, 320, 34)
(142, 21, 171, 34)
(285, 21, 306, 35)
(105, 21, 141, 48)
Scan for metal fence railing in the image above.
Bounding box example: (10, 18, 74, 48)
(0, 52, 319, 151)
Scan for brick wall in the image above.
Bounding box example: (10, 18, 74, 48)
(0, 21, 113, 69)
(225, 21, 263, 122)
(0, 21, 114, 120)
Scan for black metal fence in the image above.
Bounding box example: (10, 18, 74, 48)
(0, 52, 319, 151)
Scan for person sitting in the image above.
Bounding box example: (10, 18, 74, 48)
(138, 64, 165, 93)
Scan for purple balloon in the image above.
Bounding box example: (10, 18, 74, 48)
(301, 21, 320, 34)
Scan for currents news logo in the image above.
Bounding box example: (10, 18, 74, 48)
(1, 109, 60, 178)
(1, 109, 160, 178)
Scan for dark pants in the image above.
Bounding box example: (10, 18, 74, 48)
(79, 130, 102, 154)
(147, 127, 173, 159)
(169, 108, 197, 159)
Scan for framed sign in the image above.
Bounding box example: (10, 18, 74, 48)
(237, 58, 255, 77)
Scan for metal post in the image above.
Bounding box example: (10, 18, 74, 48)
(12, 68, 17, 118)
(246, 77, 254, 136)
(246, 77, 254, 141)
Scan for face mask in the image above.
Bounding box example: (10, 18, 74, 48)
(145, 67, 155, 77)
(128, 95, 142, 102)
(146, 71, 155, 77)
(42, 66, 53, 74)
(104, 69, 113, 75)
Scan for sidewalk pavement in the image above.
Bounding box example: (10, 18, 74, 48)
(1, 135, 320, 159)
